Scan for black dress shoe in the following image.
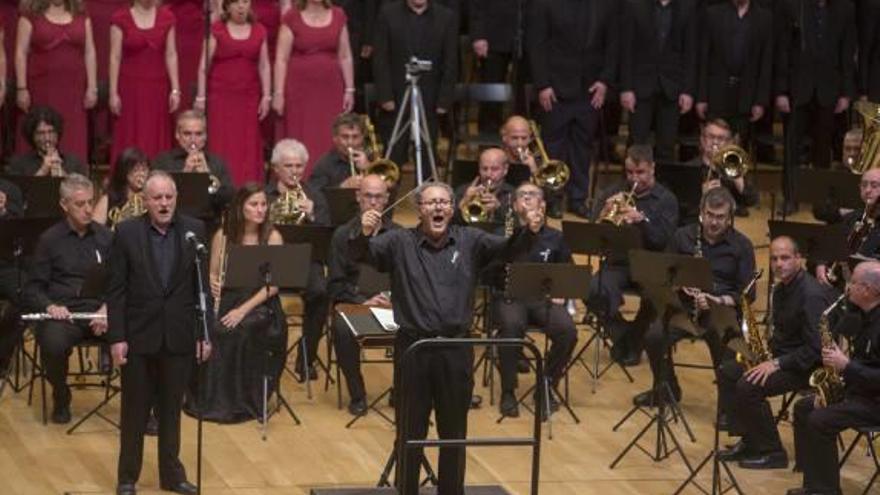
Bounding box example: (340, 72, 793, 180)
(517, 358, 530, 374)
(632, 386, 681, 408)
(621, 349, 641, 367)
(51, 404, 72, 424)
(145, 413, 159, 436)
(785, 489, 806, 495)
(734, 205, 750, 218)
(500, 391, 519, 418)
(568, 203, 590, 219)
(717, 440, 750, 461)
(777, 201, 798, 217)
(717, 413, 731, 432)
(738, 450, 789, 470)
(547, 201, 563, 219)
(160, 480, 198, 494)
(116, 483, 136, 495)
(347, 397, 367, 416)
(470, 394, 483, 409)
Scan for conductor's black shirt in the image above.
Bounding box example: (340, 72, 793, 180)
(770, 270, 832, 373)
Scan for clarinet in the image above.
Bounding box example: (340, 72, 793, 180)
(691, 223, 704, 323)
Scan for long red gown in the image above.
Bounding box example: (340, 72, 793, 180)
(252, 0, 280, 144)
(165, 0, 204, 106)
(85, 0, 126, 162)
(280, 6, 345, 180)
(23, 14, 89, 161)
(207, 21, 265, 186)
(110, 6, 175, 163)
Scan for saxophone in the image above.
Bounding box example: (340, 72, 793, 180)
(107, 193, 146, 230)
(736, 270, 771, 369)
(809, 294, 848, 407)
(269, 179, 307, 225)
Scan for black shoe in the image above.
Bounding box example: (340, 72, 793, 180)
(295, 365, 318, 383)
(734, 205, 750, 218)
(160, 480, 198, 494)
(717, 413, 731, 432)
(785, 489, 806, 495)
(145, 413, 159, 436)
(568, 203, 590, 219)
(516, 358, 530, 374)
(777, 201, 798, 217)
(609, 341, 628, 364)
(537, 394, 559, 422)
(51, 403, 72, 424)
(632, 385, 681, 408)
(717, 440, 750, 461)
(547, 201, 563, 219)
(347, 397, 367, 416)
(116, 483, 136, 495)
(738, 450, 789, 470)
(470, 394, 483, 409)
(500, 391, 519, 418)
(621, 349, 641, 367)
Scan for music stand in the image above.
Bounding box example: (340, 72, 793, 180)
(3, 176, 62, 218)
(561, 220, 641, 392)
(609, 250, 712, 473)
(324, 187, 359, 225)
(793, 168, 862, 210)
(496, 263, 590, 435)
(224, 244, 311, 440)
(171, 173, 212, 218)
(767, 221, 849, 263)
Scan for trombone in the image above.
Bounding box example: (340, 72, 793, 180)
(346, 115, 401, 186)
(527, 120, 570, 191)
(708, 144, 751, 180)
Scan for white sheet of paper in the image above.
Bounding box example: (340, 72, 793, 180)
(370, 307, 399, 332)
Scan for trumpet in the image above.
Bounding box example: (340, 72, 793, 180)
(40, 144, 65, 177)
(462, 178, 494, 224)
(347, 146, 357, 177)
(708, 144, 751, 180)
(528, 120, 570, 191)
(599, 181, 638, 225)
(186, 143, 220, 194)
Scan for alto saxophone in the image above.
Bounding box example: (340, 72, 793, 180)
(736, 270, 772, 369)
(809, 294, 848, 407)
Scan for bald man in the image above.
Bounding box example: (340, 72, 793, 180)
(327, 175, 400, 415)
(815, 168, 880, 287)
(454, 147, 515, 224)
(789, 261, 880, 495)
(717, 236, 832, 470)
(500, 115, 564, 218)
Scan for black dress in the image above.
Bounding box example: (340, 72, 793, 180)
(185, 273, 288, 423)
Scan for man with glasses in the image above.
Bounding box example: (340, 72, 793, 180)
(815, 168, 880, 288)
(327, 174, 399, 416)
(788, 261, 880, 495)
(634, 186, 756, 408)
(352, 181, 541, 495)
(5, 106, 85, 177)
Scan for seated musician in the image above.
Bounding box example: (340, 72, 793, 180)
(327, 174, 399, 416)
(94, 148, 150, 227)
(491, 182, 577, 418)
(4, 106, 85, 177)
(815, 168, 880, 287)
(812, 129, 866, 224)
(184, 183, 286, 423)
(0, 178, 24, 376)
(152, 110, 234, 212)
(22, 174, 112, 423)
(266, 139, 330, 381)
(500, 115, 563, 219)
(788, 261, 880, 495)
(308, 113, 370, 192)
(634, 187, 756, 407)
(587, 145, 679, 366)
(717, 236, 832, 469)
(681, 118, 757, 223)
(454, 147, 514, 224)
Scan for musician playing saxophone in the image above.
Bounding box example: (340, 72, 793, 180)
(716, 236, 832, 470)
(454, 148, 514, 224)
(789, 261, 880, 495)
(22, 174, 112, 424)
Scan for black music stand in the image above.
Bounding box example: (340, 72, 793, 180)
(324, 187, 359, 225)
(790, 168, 862, 222)
(561, 220, 641, 392)
(768, 221, 849, 263)
(224, 244, 311, 440)
(172, 173, 212, 219)
(610, 250, 712, 473)
(3, 176, 62, 218)
(275, 224, 336, 397)
(496, 263, 590, 435)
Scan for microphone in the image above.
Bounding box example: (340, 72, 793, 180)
(185, 231, 207, 254)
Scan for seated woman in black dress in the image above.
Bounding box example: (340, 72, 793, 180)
(186, 183, 287, 423)
(94, 147, 149, 227)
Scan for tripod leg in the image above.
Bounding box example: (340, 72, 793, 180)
(413, 89, 438, 180)
(386, 86, 413, 161)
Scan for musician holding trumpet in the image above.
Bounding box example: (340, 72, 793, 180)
(5, 106, 85, 177)
(789, 261, 880, 495)
(23, 174, 112, 424)
(454, 147, 514, 224)
(309, 113, 371, 192)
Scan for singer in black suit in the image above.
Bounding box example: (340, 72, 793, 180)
(107, 170, 212, 495)
(619, 0, 698, 162)
(527, 0, 619, 217)
(860, 0, 880, 102)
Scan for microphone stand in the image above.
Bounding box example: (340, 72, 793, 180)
(192, 248, 212, 495)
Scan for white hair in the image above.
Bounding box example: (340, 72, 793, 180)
(59, 173, 93, 201)
(270, 139, 309, 166)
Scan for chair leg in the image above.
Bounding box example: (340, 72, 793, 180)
(862, 435, 880, 495)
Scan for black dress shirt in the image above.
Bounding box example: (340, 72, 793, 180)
(3, 150, 85, 176)
(149, 222, 178, 289)
(265, 180, 331, 226)
(308, 150, 352, 193)
(327, 215, 399, 305)
(667, 223, 757, 301)
(23, 221, 113, 312)
(770, 270, 833, 372)
(349, 224, 534, 338)
(0, 179, 24, 218)
(836, 304, 880, 401)
(590, 180, 680, 254)
(655, 0, 673, 48)
(453, 180, 515, 225)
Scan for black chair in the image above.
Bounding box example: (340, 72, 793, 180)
(839, 425, 880, 495)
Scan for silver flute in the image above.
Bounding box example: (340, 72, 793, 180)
(21, 313, 106, 321)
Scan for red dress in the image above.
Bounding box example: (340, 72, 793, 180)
(110, 6, 175, 163)
(24, 14, 89, 161)
(86, 0, 127, 81)
(252, 0, 280, 146)
(207, 21, 266, 186)
(280, 7, 346, 179)
(166, 0, 204, 106)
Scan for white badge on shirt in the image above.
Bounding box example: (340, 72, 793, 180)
(539, 248, 551, 262)
(451, 250, 459, 265)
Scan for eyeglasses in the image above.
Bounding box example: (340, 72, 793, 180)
(419, 199, 452, 208)
(860, 180, 880, 189)
(361, 193, 388, 201)
(516, 190, 542, 199)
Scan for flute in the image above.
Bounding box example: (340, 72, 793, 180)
(21, 313, 106, 321)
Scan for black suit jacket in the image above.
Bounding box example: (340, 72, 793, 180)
(106, 214, 213, 355)
(859, 0, 880, 100)
(372, 1, 459, 110)
(527, 0, 619, 100)
(334, 0, 378, 49)
(698, 1, 773, 113)
(620, 0, 698, 99)
(774, 0, 856, 106)
(469, 0, 526, 55)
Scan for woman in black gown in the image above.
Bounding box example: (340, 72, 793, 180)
(186, 183, 287, 423)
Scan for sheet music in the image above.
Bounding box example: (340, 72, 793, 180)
(370, 307, 399, 332)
